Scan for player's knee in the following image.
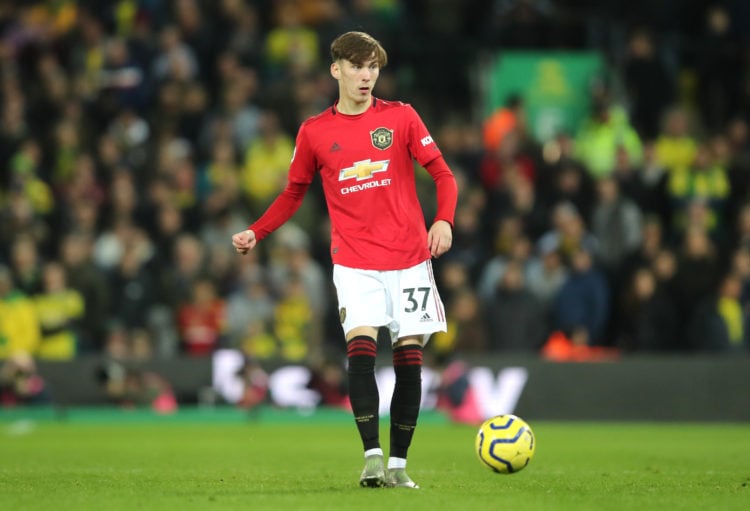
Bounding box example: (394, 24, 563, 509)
(347, 335, 377, 374)
(394, 336, 423, 349)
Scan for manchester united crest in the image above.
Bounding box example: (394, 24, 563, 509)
(370, 127, 393, 150)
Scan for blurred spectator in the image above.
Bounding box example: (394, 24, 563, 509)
(205, 243, 238, 298)
(537, 201, 598, 263)
(622, 215, 665, 279)
(215, 3, 263, 71)
(477, 227, 531, 302)
(654, 107, 698, 174)
(525, 237, 568, 313)
(688, 272, 748, 352)
(431, 286, 488, 361)
(199, 138, 243, 219)
(109, 240, 158, 332)
(575, 101, 643, 179)
(264, 1, 320, 80)
(201, 68, 263, 153)
(61, 154, 106, 210)
(10, 235, 43, 295)
(538, 160, 595, 222)
(153, 24, 199, 84)
(226, 273, 275, 349)
(444, 202, 486, 269)
(623, 28, 675, 139)
(617, 142, 670, 226)
(667, 143, 729, 237)
(481, 128, 535, 191)
(591, 175, 643, 274)
(733, 203, 750, 250)
(239, 319, 278, 360)
(730, 247, 750, 308)
(199, 205, 248, 256)
(177, 277, 226, 356)
(148, 201, 185, 271)
(267, 224, 328, 319)
(553, 247, 610, 346)
(482, 94, 526, 153)
(726, 120, 750, 232)
(9, 139, 55, 218)
(503, 178, 549, 241)
(158, 233, 206, 313)
(615, 267, 679, 352)
(107, 109, 150, 174)
(273, 274, 316, 362)
(672, 227, 722, 343)
(33, 261, 84, 360)
(481, 129, 537, 224)
(0, 265, 41, 359)
(102, 169, 141, 229)
(693, 5, 743, 134)
(485, 261, 546, 352)
(436, 119, 484, 183)
(98, 36, 148, 113)
(651, 247, 680, 303)
(240, 110, 294, 216)
(51, 119, 84, 191)
(60, 232, 111, 351)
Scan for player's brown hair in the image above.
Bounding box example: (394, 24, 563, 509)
(330, 31, 387, 68)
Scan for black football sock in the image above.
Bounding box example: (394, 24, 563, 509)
(347, 335, 380, 451)
(390, 344, 423, 459)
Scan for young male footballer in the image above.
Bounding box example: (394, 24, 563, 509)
(232, 31, 457, 489)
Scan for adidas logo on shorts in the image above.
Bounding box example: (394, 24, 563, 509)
(419, 312, 432, 322)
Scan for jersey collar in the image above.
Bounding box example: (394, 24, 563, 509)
(332, 97, 377, 115)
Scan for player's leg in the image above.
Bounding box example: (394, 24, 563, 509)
(386, 335, 423, 489)
(346, 326, 385, 487)
(385, 260, 446, 489)
(333, 265, 389, 487)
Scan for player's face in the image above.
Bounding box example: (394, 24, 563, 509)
(331, 56, 380, 110)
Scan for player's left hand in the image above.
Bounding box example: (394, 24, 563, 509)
(428, 220, 452, 258)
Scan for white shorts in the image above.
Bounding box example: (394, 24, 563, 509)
(332, 260, 447, 345)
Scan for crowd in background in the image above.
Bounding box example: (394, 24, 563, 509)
(1, 0, 750, 380)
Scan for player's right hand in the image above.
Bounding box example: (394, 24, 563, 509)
(232, 229, 257, 255)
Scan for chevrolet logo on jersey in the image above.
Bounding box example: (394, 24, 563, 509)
(339, 159, 390, 181)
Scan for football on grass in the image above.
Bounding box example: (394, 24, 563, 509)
(475, 414, 536, 474)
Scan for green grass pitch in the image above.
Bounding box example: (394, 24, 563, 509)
(1, 407, 748, 511)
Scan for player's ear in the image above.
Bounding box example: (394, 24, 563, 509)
(330, 61, 341, 80)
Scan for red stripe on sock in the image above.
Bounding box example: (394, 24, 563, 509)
(393, 348, 423, 366)
(348, 349, 377, 358)
(347, 338, 377, 358)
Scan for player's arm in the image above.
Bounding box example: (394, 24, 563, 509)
(424, 155, 457, 228)
(403, 104, 458, 257)
(232, 126, 316, 254)
(424, 155, 457, 258)
(232, 180, 311, 254)
(248, 179, 311, 240)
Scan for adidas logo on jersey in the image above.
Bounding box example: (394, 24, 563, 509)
(419, 312, 432, 322)
(330, 142, 341, 152)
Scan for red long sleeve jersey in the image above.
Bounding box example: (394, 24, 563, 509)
(249, 98, 457, 270)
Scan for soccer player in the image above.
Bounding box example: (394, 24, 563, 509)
(232, 31, 457, 489)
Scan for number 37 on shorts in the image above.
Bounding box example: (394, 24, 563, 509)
(333, 261, 447, 343)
